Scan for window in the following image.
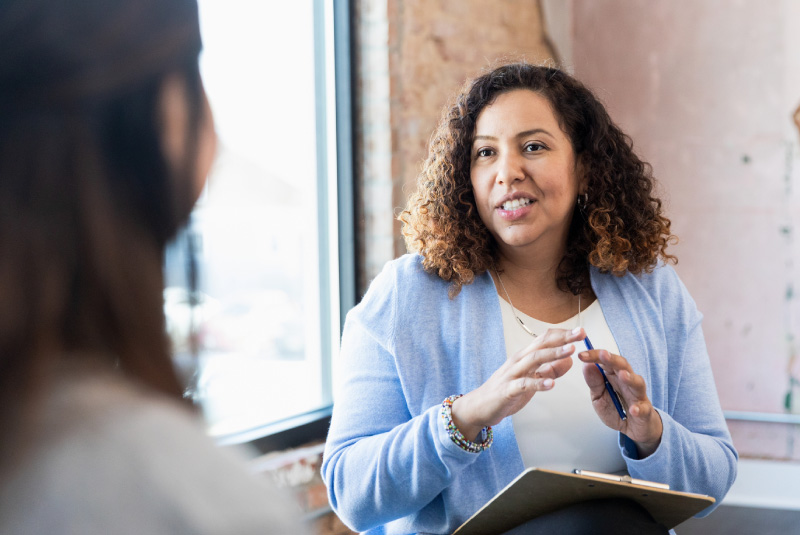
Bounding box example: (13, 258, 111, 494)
(164, 0, 353, 443)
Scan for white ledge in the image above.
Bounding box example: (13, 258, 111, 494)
(723, 459, 800, 510)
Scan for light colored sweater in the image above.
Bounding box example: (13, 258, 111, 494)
(322, 254, 737, 535)
(0, 368, 309, 535)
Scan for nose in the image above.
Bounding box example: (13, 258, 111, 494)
(496, 151, 525, 185)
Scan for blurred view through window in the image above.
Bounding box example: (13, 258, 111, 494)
(164, 1, 336, 437)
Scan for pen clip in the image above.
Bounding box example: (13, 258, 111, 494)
(574, 470, 670, 490)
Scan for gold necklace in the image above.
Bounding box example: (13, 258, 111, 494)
(494, 268, 582, 337)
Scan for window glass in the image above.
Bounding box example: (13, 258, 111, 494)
(165, 0, 332, 438)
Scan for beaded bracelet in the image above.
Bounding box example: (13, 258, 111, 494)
(440, 394, 493, 453)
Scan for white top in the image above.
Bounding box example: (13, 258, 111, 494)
(499, 294, 627, 474)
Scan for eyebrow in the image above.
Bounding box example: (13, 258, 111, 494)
(473, 128, 555, 144)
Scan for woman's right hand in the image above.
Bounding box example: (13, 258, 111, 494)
(450, 327, 585, 441)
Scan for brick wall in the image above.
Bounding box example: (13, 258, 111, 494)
(353, 0, 395, 295)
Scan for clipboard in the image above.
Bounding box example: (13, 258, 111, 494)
(452, 468, 715, 535)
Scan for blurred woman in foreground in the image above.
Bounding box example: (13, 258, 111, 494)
(0, 1, 306, 533)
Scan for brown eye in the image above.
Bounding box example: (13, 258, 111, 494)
(524, 142, 546, 152)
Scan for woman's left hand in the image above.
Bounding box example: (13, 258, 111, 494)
(578, 349, 663, 458)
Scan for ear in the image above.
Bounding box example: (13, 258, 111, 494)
(158, 73, 217, 204)
(158, 73, 189, 176)
(794, 102, 800, 136)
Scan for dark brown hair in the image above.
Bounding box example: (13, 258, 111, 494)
(0, 0, 205, 457)
(400, 62, 676, 297)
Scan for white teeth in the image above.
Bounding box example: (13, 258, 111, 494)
(501, 198, 532, 210)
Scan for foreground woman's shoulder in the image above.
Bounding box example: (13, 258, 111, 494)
(0, 370, 310, 535)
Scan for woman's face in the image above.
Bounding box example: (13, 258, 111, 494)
(469, 89, 583, 259)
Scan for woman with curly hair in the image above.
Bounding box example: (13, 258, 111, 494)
(323, 63, 736, 534)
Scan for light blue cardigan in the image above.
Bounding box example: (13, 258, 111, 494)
(322, 254, 737, 535)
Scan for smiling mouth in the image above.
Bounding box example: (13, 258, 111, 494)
(499, 198, 534, 211)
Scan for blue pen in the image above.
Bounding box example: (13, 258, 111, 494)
(584, 336, 627, 421)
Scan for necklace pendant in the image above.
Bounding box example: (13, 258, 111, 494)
(516, 317, 536, 337)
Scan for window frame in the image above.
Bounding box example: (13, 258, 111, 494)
(215, 0, 355, 453)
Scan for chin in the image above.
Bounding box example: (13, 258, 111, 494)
(497, 233, 540, 249)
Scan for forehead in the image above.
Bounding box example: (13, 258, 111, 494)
(473, 89, 564, 139)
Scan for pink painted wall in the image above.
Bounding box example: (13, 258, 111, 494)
(571, 0, 800, 459)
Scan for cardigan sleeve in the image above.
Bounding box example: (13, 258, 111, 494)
(321, 261, 482, 533)
(619, 269, 738, 516)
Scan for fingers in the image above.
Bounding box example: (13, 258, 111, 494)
(575, 348, 663, 449)
(509, 327, 585, 379)
(580, 350, 654, 418)
(616, 368, 648, 400)
(579, 350, 649, 401)
(535, 355, 574, 380)
(512, 376, 554, 396)
(627, 399, 655, 419)
(512, 342, 575, 379)
(581, 361, 606, 393)
(539, 326, 586, 347)
(469, 328, 586, 428)
(578, 349, 632, 378)
(513, 327, 586, 362)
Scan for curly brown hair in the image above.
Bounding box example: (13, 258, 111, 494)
(399, 62, 676, 297)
